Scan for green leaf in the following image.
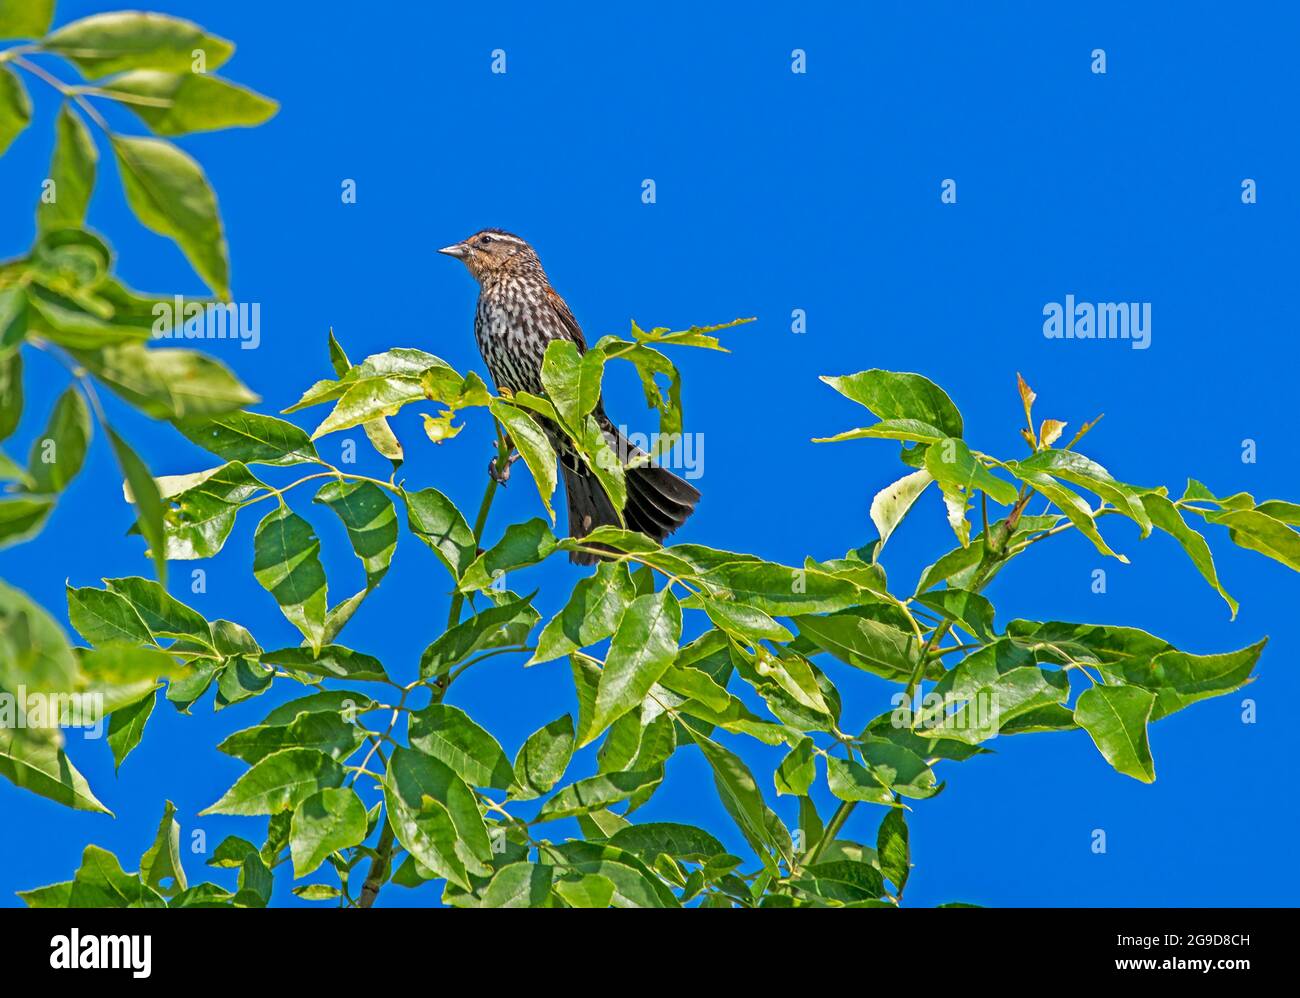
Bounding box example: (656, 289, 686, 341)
(687, 728, 792, 866)
(1074, 684, 1156, 783)
(383, 746, 489, 889)
(795, 860, 886, 903)
(794, 609, 923, 683)
(915, 514, 1062, 594)
(1015, 450, 1151, 535)
(38, 105, 98, 231)
(151, 461, 265, 560)
(233, 852, 273, 906)
(287, 349, 444, 413)
(1255, 499, 1300, 524)
(751, 647, 836, 720)
(200, 748, 345, 815)
(66, 583, 152, 647)
(139, 799, 187, 894)
(77, 343, 257, 419)
(553, 872, 615, 908)
(106, 688, 156, 770)
(0, 579, 78, 694)
(0, 65, 31, 156)
(16, 881, 75, 908)
(164, 660, 219, 712)
(480, 862, 554, 908)
(607, 822, 728, 864)
(111, 135, 228, 297)
(287, 349, 454, 437)
(925, 438, 1019, 546)
(535, 769, 663, 822)
(402, 486, 476, 579)
(870, 469, 933, 551)
(0, 0, 54, 37)
(43, 12, 234, 77)
(458, 518, 557, 592)
(540, 338, 589, 432)
(100, 70, 277, 135)
(877, 808, 909, 894)
(418, 595, 538, 678)
(548, 840, 679, 907)
(916, 650, 1070, 745)
(292, 884, 341, 901)
(214, 655, 273, 709)
(1008, 466, 1128, 562)
(692, 558, 868, 616)
(588, 336, 683, 459)
(488, 400, 558, 522)
(206, 835, 258, 869)
(914, 588, 997, 643)
(700, 596, 793, 643)
(1140, 493, 1236, 617)
(820, 369, 963, 438)
(289, 787, 367, 878)
(857, 739, 940, 799)
(408, 704, 515, 790)
(66, 845, 164, 908)
(314, 479, 398, 640)
(217, 710, 365, 765)
(25, 222, 110, 287)
(774, 737, 816, 796)
(0, 348, 22, 440)
(173, 410, 317, 466)
(825, 755, 895, 805)
(512, 714, 575, 799)
(74, 648, 169, 702)
(1007, 620, 1263, 720)
(165, 882, 236, 907)
(0, 496, 53, 547)
(814, 417, 950, 446)
(327, 329, 404, 467)
(260, 645, 390, 683)
(313, 480, 396, 591)
(99, 575, 203, 639)
(260, 689, 375, 727)
(531, 561, 635, 665)
(107, 425, 168, 583)
(998, 703, 1078, 735)
(582, 589, 682, 746)
(253, 506, 327, 654)
(0, 728, 112, 814)
(1204, 507, 1300, 573)
(576, 414, 628, 516)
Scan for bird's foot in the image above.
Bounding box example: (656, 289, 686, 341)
(488, 451, 520, 486)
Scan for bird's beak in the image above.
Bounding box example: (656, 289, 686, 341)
(438, 242, 469, 259)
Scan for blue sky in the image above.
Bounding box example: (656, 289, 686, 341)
(2, 0, 1296, 906)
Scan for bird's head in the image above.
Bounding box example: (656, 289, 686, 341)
(438, 229, 539, 282)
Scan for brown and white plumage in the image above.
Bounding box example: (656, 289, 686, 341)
(439, 229, 699, 564)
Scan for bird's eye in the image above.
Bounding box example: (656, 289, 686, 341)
(479, 235, 493, 246)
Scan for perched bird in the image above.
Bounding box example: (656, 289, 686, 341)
(439, 229, 699, 564)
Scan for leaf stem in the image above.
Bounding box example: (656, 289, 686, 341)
(11, 54, 113, 133)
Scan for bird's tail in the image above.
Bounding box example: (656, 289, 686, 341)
(564, 427, 700, 566)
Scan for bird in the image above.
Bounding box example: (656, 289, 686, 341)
(439, 229, 699, 565)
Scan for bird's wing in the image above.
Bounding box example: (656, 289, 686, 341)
(545, 287, 588, 352)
